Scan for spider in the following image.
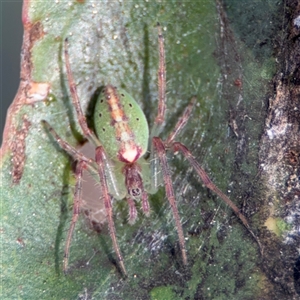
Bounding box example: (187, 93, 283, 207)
(42, 23, 261, 276)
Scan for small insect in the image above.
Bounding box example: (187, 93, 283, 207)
(43, 23, 261, 276)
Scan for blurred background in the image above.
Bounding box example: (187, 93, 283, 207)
(1, 1, 23, 145)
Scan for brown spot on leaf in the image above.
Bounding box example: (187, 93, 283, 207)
(1, 19, 45, 158)
(11, 115, 31, 184)
(21, 22, 44, 80)
(29, 21, 44, 44)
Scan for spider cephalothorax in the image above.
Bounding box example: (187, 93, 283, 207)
(43, 23, 261, 276)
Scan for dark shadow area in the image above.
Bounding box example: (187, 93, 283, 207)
(86, 86, 103, 134)
(1, 2, 23, 144)
(223, 0, 284, 62)
(294, 256, 300, 295)
(97, 233, 126, 278)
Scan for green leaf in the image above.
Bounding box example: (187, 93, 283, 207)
(1, 0, 294, 299)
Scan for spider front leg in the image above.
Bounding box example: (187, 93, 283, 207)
(151, 22, 167, 139)
(149, 23, 168, 193)
(64, 39, 100, 147)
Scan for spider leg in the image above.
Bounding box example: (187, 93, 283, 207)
(165, 96, 196, 146)
(42, 120, 126, 199)
(126, 197, 138, 225)
(172, 142, 263, 254)
(142, 191, 151, 217)
(148, 96, 196, 194)
(152, 137, 187, 265)
(63, 44, 125, 198)
(148, 23, 169, 193)
(42, 120, 98, 174)
(151, 23, 167, 138)
(43, 121, 128, 271)
(42, 121, 93, 163)
(95, 146, 127, 276)
(63, 160, 86, 273)
(64, 39, 100, 147)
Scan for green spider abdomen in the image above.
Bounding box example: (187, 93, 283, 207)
(94, 85, 149, 163)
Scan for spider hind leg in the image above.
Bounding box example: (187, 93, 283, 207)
(96, 146, 127, 276)
(63, 160, 86, 274)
